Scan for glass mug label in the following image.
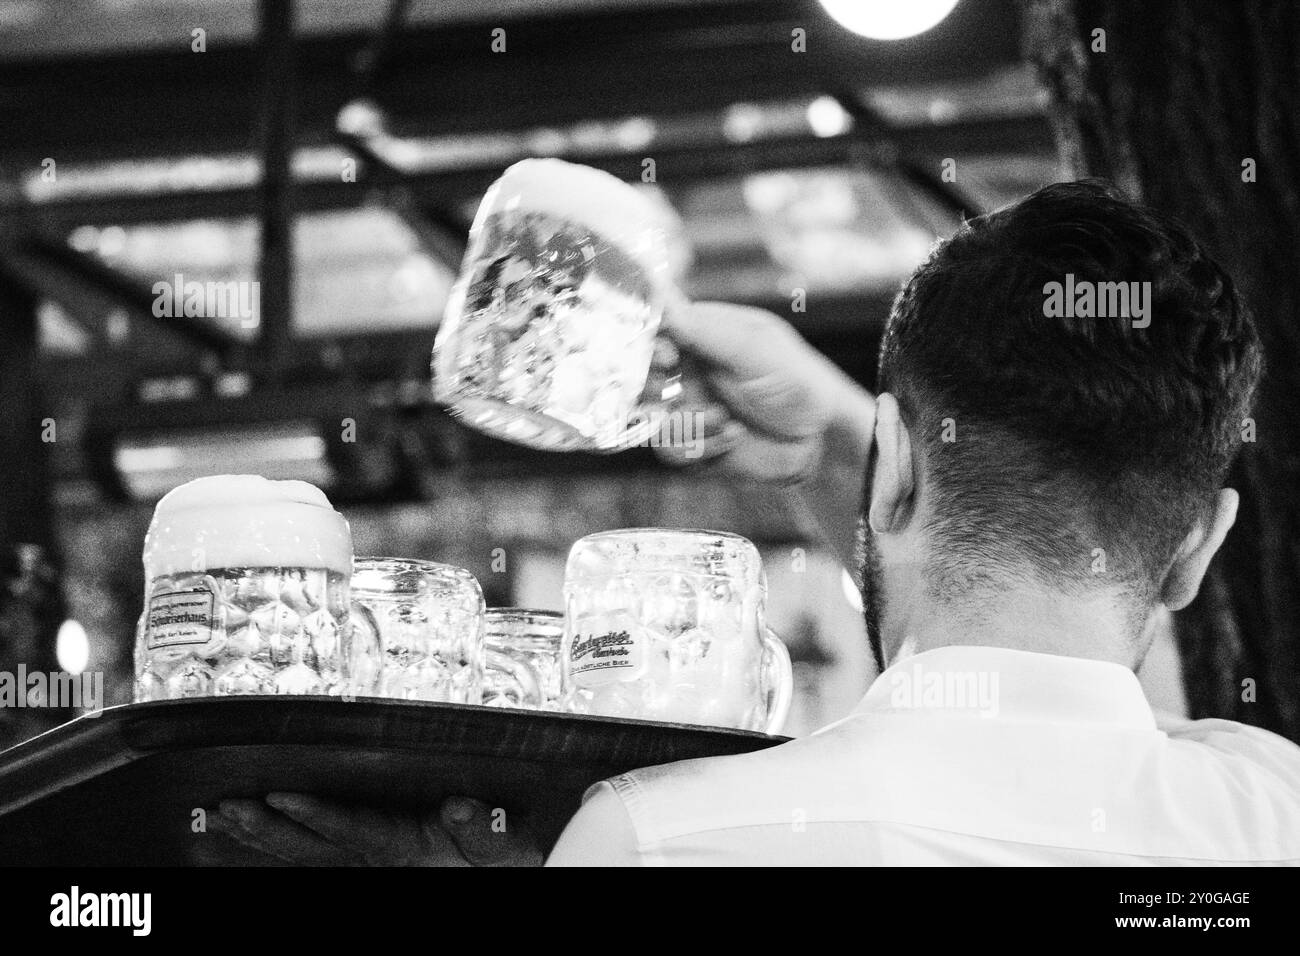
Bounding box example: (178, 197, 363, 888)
(144, 588, 217, 650)
(569, 626, 646, 686)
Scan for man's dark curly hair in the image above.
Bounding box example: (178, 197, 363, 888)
(876, 179, 1263, 600)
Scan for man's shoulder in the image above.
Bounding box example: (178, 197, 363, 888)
(617, 729, 827, 791)
(602, 731, 844, 846)
(551, 711, 1300, 865)
(546, 738, 813, 865)
(607, 712, 1300, 854)
(1158, 713, 1300, 788)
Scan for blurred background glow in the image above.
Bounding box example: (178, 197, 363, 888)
(56, 620, 91, 676)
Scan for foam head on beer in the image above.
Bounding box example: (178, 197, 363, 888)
(143, 474, 352, 579)
(481, 158, 674, 287)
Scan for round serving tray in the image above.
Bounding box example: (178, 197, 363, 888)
(0, 696, 788, 865)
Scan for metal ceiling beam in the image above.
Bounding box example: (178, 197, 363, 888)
(333, 126, 470, 266)
(826, 89, 986, 218)
(0, 0, 1024, 166)
(14, 114, 1050, 229)
(349, 0, 415, 97)
(1, 232, 248, 359)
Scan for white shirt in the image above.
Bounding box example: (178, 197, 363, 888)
(546, 646, 1300, 866)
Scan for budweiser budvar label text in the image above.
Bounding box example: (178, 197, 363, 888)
(569, 627, 645, 686)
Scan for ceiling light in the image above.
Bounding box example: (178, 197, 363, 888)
(806, 96, 852, 137)
(820, 0, 961, 40)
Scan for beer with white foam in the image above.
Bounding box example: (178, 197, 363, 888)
(135, 475, 376, 700)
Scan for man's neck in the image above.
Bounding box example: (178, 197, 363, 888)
(884, 583, 1142, 670)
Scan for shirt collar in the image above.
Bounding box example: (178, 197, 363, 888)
(851, 645, 1157, 730)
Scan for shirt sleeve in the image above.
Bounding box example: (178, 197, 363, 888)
(544, 781, 644, 867)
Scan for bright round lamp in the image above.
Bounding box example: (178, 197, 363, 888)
(820, 0, 962, 41)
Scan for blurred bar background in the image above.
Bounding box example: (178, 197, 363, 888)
(0, 0, 1187, 745)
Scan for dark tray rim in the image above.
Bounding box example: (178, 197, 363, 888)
(0, 696, 788, 821)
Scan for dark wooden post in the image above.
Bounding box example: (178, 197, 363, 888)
(256, 0, 297, 381)
(1026, 0, 1300, 740)
(0, 276, 69, 747)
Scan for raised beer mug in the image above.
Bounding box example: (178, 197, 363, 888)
(561, 528, 793, 733)
(432, 158, 681, 452)
(134, 476, 382, 701)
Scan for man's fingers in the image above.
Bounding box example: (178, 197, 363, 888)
(211, 801, 281, 857)
(665, 303, 835, 440)
(198, 818, 293, 866)
(267, 791, 472, 866)
(215, 794, 531, 866)
(663, 301, 802, 381)
(655, 419, 815, 483)
(265, 792, 414, 864)
(652, 400, 737, 466)
(263, 792, 369, 846)
(711, 426, 821, 484)
(218, 798, 363, 866)
(653, 419, 741, 467)
(439, 797, 543, 867)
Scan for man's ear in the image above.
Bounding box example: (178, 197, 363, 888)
(867, 393, 916, 535)
(1160, 489, 1238, 611)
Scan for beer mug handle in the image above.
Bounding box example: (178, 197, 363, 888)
(760, 628, 793, 735)
(345, 600, 384, 699)
(484, 649, 543, 709)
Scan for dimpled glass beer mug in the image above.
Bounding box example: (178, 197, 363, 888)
(135, 475, 382, 701)
(482, 608, 564, 710)
(432, 158, 680, 452)
(349, 558, 489, 703)
(561, 529, 793, 733)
